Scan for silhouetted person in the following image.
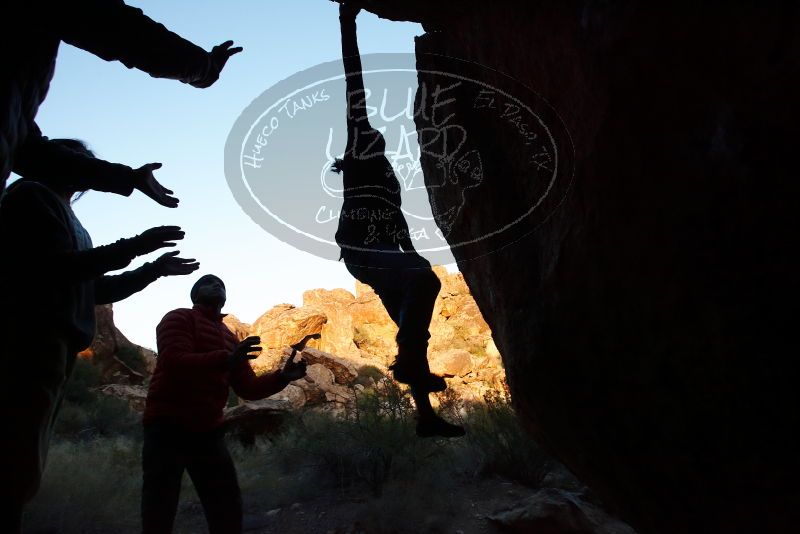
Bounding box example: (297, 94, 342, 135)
(141, 275, 308, 534)
(0, 139, 199, 533)
(333, 4, 464, 438)
(0, 0, 242, 200)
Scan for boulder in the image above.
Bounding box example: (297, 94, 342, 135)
(250, 304, 327, 349)
(223, 314, 251, 341)
(300, 347, 359, 385)
(249, 305, 327, 371)
(297, 363, 354, 406)
(268, 384, 306, 410)
(488, 488, 637, 534)
(347, 2, 800, 532)
(223, 399, 290, 445)
(94, 384, 148, 412)
(430, 349, 474, 378)
(303, 288, 360, 358)
(79, 305, 154, 384)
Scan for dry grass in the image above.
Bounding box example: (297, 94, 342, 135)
(25, 377, 551, 533)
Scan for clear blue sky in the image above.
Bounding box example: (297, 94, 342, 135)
(33, 0, 430, 349)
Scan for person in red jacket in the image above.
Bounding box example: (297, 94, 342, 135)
(141, 274, 307, 534)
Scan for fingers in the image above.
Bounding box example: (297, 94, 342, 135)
(156, 194, 179, 208)
(146, 225, 185, 240)
(159, 184, 175, 196)
(214, 41, 243, 56)
(134, 164, 179, 207)
(241, 336, 261, 348)
(135, 226, 185, 255)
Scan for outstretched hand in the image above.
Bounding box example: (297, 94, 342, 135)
(193, 40, 243, 88)
(131, 225, 185, 256)
(150, 251, 199, 277)
(229, 336, 262, 370)
(280, 349, 308, 382)
(132, 163, 179, 208)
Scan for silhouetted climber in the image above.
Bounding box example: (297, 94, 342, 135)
(0, 139, 199, 533)
(0, 1, 242, 200)
(332, 4, 464, 438)
(141, 275, 308, 534)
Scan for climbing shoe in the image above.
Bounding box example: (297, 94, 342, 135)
(389, 362, 447, 392)
(416, 415, 466, 438)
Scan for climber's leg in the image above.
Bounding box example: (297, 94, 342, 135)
(411, 385, 465, 438)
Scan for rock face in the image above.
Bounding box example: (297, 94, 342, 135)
(488, 488, 637, 534)
(249, 304, 327, 372)
(336, 2, 800, 533)
(94, 384, 148, 412)
(89, 269, 503, 416)
(222, 399, 291, 446)
(79, 305, 155, 384)
(254, 271, 503, 407)
(222, 314, 251, 342)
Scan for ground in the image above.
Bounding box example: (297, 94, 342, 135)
(167, 474, 531, 534)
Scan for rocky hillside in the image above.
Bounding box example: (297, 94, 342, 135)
(78, 305, 155, 384)
(83, 267, 505, 415)
(227, 266, 505, 410)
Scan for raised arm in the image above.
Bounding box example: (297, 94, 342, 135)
(0, 181, 140, 281)
(52, 0, 241, 88)
(94, 251, 199, 304)
(229, 362, 289, 402)
(231, 346, 307, 401)
(14, 125, 179, 207)
(13, 125, 135, 197)
(340, 5, 369, 125)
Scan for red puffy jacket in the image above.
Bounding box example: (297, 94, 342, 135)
(143, 305, 288, 431)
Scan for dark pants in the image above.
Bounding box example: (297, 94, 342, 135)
(141, 423, 242, 534)
(0, 337, 74, 534)
(344, 250, 442, 374)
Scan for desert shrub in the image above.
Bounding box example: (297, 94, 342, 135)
(459, 388, 552, 486)
(25, 437, 142, 533)
(54, 358, 141, 440)
(354, 364, 387, 387)
(271, 378, 445, 496)
(54, 393, 140, 440)
(26, 377, 554, 533)
(116, 344, 148, 375)
(63, 357, 102, 405)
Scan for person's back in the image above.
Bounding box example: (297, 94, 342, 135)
(335, 151, 406, 254)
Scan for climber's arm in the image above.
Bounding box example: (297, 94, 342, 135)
(340, 4, 368, 125)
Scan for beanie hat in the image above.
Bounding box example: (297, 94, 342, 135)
(190, 274, 225, 303)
